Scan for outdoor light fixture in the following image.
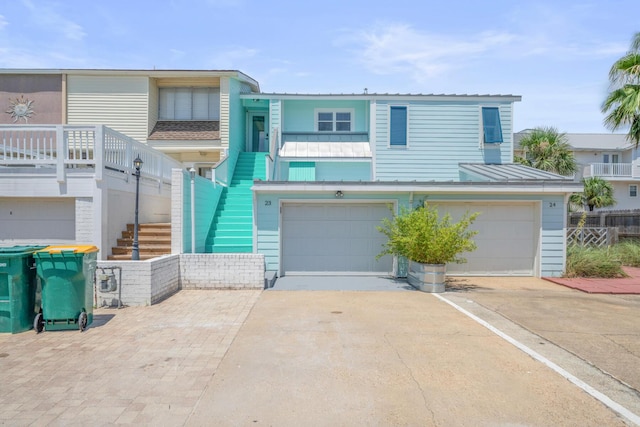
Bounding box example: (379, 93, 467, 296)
(190, 167, 196, 254)
(335, 191, 344, 198)
(132, 156, 143, 261)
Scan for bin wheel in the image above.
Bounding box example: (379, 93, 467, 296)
(78, 311, 88, 332)
(33, 313, 44, 334)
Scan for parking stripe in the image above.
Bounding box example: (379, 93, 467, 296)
(434, 293, 640, 426)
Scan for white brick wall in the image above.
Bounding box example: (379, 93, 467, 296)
(75, 197, 94, 243)
(180, 254, 265, 289)
(96, 253, 264, 307)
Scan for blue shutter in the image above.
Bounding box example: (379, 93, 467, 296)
(482, 107, 503, 143)
(390, 106, 407, 146)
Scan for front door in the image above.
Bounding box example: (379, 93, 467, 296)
(249, 113, 267, 152)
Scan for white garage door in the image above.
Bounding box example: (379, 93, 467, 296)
(282, 203, 393, 275)
(432, 202, 539, 276)
(0, 198, 75, 240)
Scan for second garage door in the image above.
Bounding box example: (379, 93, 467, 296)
(282, 203, 393, 275)
(431, 202, 539, 276)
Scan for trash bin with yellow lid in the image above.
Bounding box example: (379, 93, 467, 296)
(33, 245, 98, 332)
(0, 245, 46, 333)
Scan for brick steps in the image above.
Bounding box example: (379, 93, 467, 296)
(108, 222, 171, 260)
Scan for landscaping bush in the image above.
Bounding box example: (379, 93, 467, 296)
(612, 240, 640, 267)
(565, 245, 627, 278)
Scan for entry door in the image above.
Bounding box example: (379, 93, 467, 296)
(249, 114, 267, 152)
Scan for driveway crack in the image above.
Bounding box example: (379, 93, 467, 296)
(384, 334, 437, 425)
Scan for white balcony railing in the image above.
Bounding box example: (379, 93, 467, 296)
(0, 125, 184, 183)
(589, 162, 633, 178)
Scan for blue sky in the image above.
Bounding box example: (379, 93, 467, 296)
(1, 0, 638, 133)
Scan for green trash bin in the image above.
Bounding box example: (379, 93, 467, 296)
(0, 246, 46, 333)
(34, 245, 98, 332)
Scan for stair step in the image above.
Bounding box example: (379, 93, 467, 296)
(212, 236, 252, 245)
(207, 245, 253, 253)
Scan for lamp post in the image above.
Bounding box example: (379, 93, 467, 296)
(132, 156, 143, 261)
(189, 167, 196, 254)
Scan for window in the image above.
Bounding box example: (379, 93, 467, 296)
(390, 106, 407, 146)
(630, 185, 638, 197)
(481, 107, 503, 143)
(315, 109, 353, 132)
(159, 87, 220, 120)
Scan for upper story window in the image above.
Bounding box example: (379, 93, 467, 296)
(481, 107, 503, 144)
(389, 106, 408, 147)
(159, 87, 220, 120)
(315, 109, 353, 132)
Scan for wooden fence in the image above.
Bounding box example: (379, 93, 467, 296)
(567, 227, 619, 247)
(568, 210, 640, 241)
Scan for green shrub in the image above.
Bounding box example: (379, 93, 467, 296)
(612, 240, 640, 267)
(565, 245, 627, 278)
(377, 204, 479, 265)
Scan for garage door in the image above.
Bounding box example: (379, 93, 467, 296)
(431, 202, 538, 276)
(282, 203, 393, 275)
(0, 198, 75, 240)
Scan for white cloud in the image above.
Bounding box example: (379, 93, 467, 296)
(345, 24, 515, 82)
(0, 15, 8, 30)
(207, 47, 258, 68)
(20, 0, 86, 41)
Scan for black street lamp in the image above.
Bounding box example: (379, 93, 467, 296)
(132, 156, 143, 261)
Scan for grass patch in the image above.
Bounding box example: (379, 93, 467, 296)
(565, 244, 627, 278)
(612, 239, 640, 267)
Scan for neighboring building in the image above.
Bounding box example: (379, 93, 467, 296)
(242, 93, 580, 278)
(0, 69, 259, 258)
(515, 131, 640, 211)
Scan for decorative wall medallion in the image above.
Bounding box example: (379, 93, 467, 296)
(6, 95, 35, 123)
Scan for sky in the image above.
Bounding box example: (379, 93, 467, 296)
(0, 0, 638, 133)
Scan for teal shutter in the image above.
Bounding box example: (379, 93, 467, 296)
(482, 107, 503, 143)
(289, 162, 316, 181)
(390, 106, 407, 146)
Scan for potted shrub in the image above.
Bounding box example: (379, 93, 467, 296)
(377, 204, 480, 292)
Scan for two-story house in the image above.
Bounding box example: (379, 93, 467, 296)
(1, 69, 582, 278)
(235, 93, 581, 278)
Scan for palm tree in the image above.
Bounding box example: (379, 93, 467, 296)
(602, 32, 640, 148)
(570, 177, 616, 212)
(514, 127, 577, 176)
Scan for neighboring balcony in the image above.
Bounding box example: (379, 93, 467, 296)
(0, 125, 182, 184)
(584, 162, 639, 180)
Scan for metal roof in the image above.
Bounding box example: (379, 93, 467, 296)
(279, 142, 372, 159)
(459, 163, 574, 181)
(242, 93, 521, 102)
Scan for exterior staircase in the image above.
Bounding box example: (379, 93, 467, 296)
(206, 152, 266, 253)
(108, 223, 171, 260)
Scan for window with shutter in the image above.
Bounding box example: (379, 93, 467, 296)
(482, 107, 503, 143)
(390, 106, 407, 146)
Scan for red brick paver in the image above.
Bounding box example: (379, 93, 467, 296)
(544, 266, 640, 294)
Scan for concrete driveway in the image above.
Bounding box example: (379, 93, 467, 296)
(1, 277, 639, 426)
(187, 280, 638, 426)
